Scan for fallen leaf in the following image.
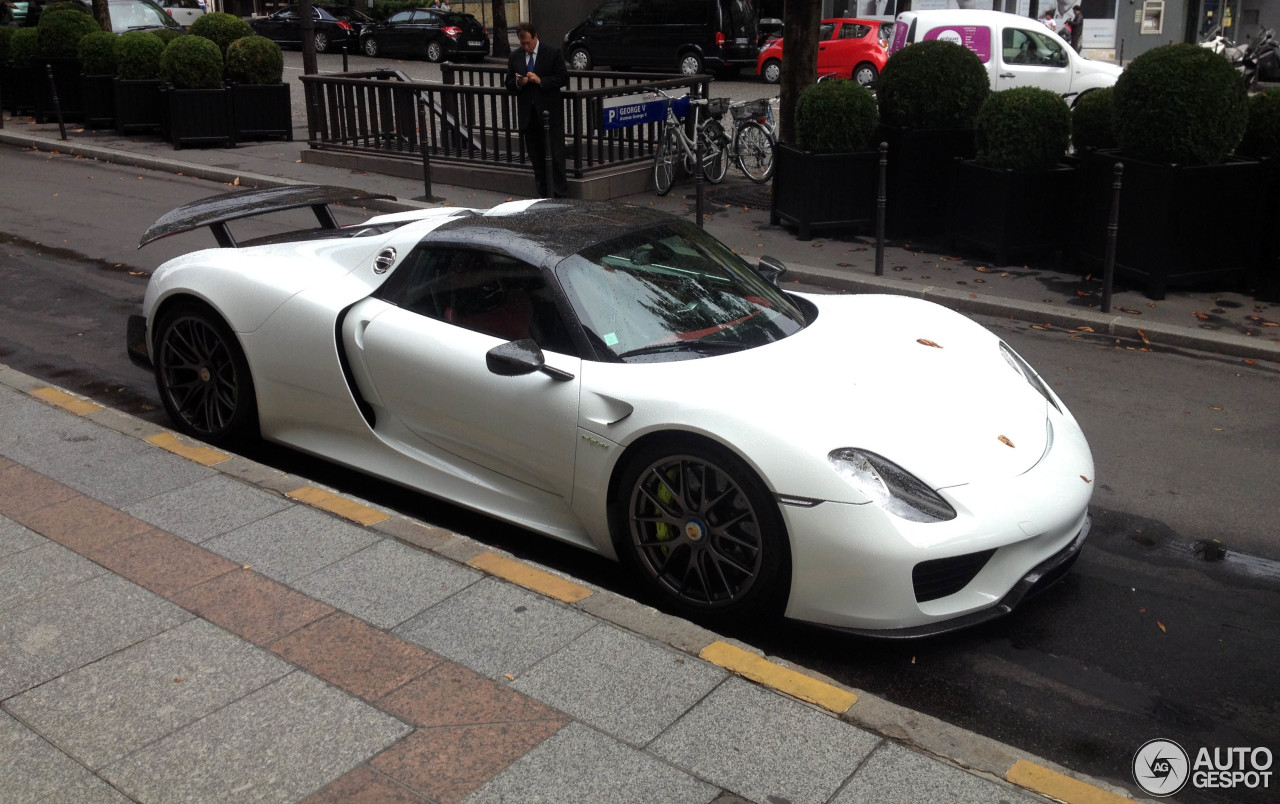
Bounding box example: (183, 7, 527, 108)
(1081, 475, 1092, 483)
(916, 338, 943, 348)
(998, 435, 1015, 448)
(503, 673, 515, 680)
(1210, 406, 1223, 411)
(174, 678, 183, 683)
(1076, 290, 1092, 297)
(1245, 359, 1255, 365)
(232, 177, 241, 186)
(1077, 326, 1095, 333)
(1032, 324, 1050, 331)
(1157, 621, 1167, 633)
(1139, 608, 1146, 613)
(975, 266, 994, 273)
(1138, 329, 1150, 345)
(1193, 312, 1211, 320)
(1119, 307, 1141, 315)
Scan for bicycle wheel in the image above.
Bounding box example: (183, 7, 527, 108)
(653, 127, 680, 196)
(700, 120, 729, 184)
(733, 121, 775, 184)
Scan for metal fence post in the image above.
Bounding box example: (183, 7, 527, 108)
(1101, 162, 1123, 314)
(418, 98, 442, 202)
(542, 109, 553, 198)
(45, 65, 67, 141)
(875, 141, 887, 277)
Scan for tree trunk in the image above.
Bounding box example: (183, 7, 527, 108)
(778, 2, 821, 144)
(92, 0, 110, 32)
(299, 0, 318, 76)
(491, 0, 510, 58)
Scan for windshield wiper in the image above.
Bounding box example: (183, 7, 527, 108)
(618, 339, 746, 359)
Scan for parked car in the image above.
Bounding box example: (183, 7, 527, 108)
(756, 17, 890, 86)
(156, 0, 203, 27)
(128, 186, 1094, 635)
(359, 7, 488, 62)
(563, 0, 760, 76)
(251, 3, 373, 54)
(2, 1, 29, 26)
(82, 0, 183, 33)
(889, 9, 1120, 103)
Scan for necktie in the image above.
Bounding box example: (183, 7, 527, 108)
(527, 52, 535, 73)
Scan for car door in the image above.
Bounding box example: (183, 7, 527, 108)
(998, 24, 1073, 95)
(379, 10, 414, 54)
(342, 245, 582, 497)
(822, 21, 872, 78)
(260, 6, 298, 45)
(814, 21, 839, 75)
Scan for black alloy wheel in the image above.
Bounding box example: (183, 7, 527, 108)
(153, 303, 258, 445)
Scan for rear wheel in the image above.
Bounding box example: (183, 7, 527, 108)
(568, 46, 592, 71)
(699, 120, 729, 184)
(761, 58, 781, 84)
(362, 37, 379, 57)
(652, 127, 679, 196)
(733, 120, 775, 183)
(314, 31, 329, 53)
(610, 437, 791, 623)
(852, 61, 878, 87)
(153, 302, 258, 446)
(426, 39, 444, 62)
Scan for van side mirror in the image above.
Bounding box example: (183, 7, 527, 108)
(757, 255, 787, 287)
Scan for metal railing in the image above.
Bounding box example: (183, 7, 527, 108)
(299, 66, 711, 180)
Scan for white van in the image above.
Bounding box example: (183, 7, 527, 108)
(889, 9, 1120, 104)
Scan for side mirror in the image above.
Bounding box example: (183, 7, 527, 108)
(486, 339, 575, 381)
(757, 255, 787, 287)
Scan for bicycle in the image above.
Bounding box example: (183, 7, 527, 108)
(727, 97, 776, 183)
(651, 89, 730, 196)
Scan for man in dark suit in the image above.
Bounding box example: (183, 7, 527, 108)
(505, 22, 569, 198)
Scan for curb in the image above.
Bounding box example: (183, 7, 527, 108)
(0, 364, 1147, 804)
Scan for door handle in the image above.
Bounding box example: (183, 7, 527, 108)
(999, 72, 1015, 78)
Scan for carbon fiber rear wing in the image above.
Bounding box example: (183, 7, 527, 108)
(138, 185, 394, 249)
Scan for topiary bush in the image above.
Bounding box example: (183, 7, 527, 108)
(1070, 87, 1116, 151)
(36, 8, 103, 58)
(189, 12, 254, 57)
(1114, 43, 1248, 166)
(9, 27, 40, 67)
(974, 87, 1070, 172)
(877, 40, 989, 130)
(160, 34, 224, 89)
(78, 30, 118, 75)
(794, 78, 878, 154)
(152, 28, 186, 46)
(1237, 89, 1280, 160)
(225, 35, 284, 84)
(115, 30, 165, 79)
(0, 27, 14, 64)
(44, 1, 93, 14)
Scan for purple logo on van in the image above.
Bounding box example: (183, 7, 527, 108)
(922, 25, 992, 62)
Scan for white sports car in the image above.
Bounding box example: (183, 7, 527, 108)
(128, 186, 1094, 636)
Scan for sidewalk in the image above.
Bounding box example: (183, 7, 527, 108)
(0, 110, 1246, 804)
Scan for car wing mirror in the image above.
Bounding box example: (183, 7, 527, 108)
(486, 339, 575, 382)
(757, 255, 787, 287)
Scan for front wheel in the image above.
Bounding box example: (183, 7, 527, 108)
(761, 58, 781, 84)
(568, 46, 592, 71)
(699, 120, 729, 184)
(362, 37, 379, 57)
(733, 120, 775, 183)
(425, 39, 444, 63)
(153, 302, 259, 446)
(610, 438, 791, 623)
(652, 127, 679, 196)
(678, 51, 704, 76)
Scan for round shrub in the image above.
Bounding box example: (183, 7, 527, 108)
(794, 78, 879, 154)
(975, 87, 1070, 172)
(43, 1, 93, 14)
(1114, 43, 1248, 166)
(151, 28, 186, 46)
(115, 30, 165, 79)
(160, 34, 223, 89)
(1070, 87, 1116, 151)
(78, 30, 118, 75)
(189, 12, 254, 57)
(225, 35, 283, 84)
(36, 8, 103, 58)
(877, 40, 990, 130)
(9, 28, 40, 67)
(1237, 89, 1280, 160)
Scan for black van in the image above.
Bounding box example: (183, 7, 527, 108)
(563, 0, 759, 76)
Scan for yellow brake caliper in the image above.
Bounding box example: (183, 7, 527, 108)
(653, 467, 679, 553)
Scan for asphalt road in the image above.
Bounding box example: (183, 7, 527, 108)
(1, 146, 1277, 803)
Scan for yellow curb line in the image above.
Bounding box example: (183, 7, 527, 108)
(30, 387, 102, 416)
(1006, 759, 1132, 804)
(145, 433, 230, 466)
(287, 485, 390, 526)
(468, 551, 594, 604)
(699, 640, 857, 714)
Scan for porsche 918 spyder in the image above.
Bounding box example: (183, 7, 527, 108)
(127, 185, 1094, 636)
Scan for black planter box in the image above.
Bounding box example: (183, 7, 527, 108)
(1076, 150, 1264, 300)
(230, 83, 293, 142)
(1, 63, 36, 115)
(114, 78, 164, 134)
(879, 125, 976, 238)
(947, 160, 1075, 266)
(82, 74, 115, 129)
(770, 142, 879, 240)
(1254, 157, 1280, 302)
(166, 86, 234, 149)
(33, 56, 84, 124)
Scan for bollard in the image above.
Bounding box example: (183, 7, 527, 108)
(46, 64, 67, 141)
(416, 99, 443, 202)
(342, 45, 349, 73)
(542, 110, 554, 198)
(875, 141, 887, 277)
(1101, 162, 1123, 314)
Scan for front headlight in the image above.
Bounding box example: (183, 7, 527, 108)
(999, 341, 1061, 413)
(828, 449, 957, 523)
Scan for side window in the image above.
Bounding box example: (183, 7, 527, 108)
(377, 247, 577, 354)
(841, 24, 870, 40)
(388, 10, 413, 23)
(1004, 27, 1066, 66)
(819, 22, 836, 41)
(593, 0, 625, 25)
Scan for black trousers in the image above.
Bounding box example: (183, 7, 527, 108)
(523, 117, 567, 198)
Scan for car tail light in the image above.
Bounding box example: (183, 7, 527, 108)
(481, 26, 488, 35)
(715, 32, 725, 46)
(443, 25, 461, 38)
(338, 20, 353, 31)
(165, 8, 172, 15)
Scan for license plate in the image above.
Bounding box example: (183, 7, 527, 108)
(468, 40, 484, 46)
(735, 37, 749, 44)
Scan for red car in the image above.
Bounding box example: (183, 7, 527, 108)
(756, 18, 892, 86)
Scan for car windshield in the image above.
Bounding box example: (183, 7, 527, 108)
(555, 222, 806, 362)
(108, 0, 175, 30)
